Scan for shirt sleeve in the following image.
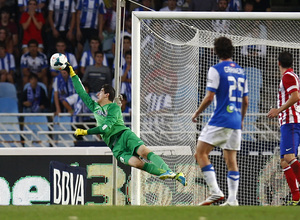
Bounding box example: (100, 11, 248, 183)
(206, 67, 220, 92)
(283, 73, 299, 94)
(87, 104, 119, 135)
(65, 94, 78, 105)
(243, 77, 249, 97)
(71, 75, 98, 111)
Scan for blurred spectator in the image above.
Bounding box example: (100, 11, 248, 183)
(227, 0, 242, 11)
(0, 42, 15, 83)
(52, 68, 75, 114)
(103, 0, 117, 36)
(189, 0, 218, 11)
(253, 0, 271, 12)
(20, 0, 45, 54)
(22, 74, 49, 113)
(160, 0, 181, 11)
(50, 38, 78, 87)
(244, 0, 254, 12)
(0, 27, 13, 54)
(20, 39, 48, 87)
(0, 0, 15, 17)
(18, 0, 46, 13)
(212, 0, 230, 33)
(79, 36, 108, 76)
(120, 50, 132, 107)
(62, 82, 97, 123)
(82, 51, 112, 93)
(121, 93, 131, 126)
(76, 0, 106, 62)
(0, 8, 18, 56)
(47, 0, 76, 54)
(134, 0, 153, 11)
(113, 35, 131, 70)
(111, 15, 132, 57)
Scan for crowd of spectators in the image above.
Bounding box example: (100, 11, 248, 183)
(0, 0, 279, 121)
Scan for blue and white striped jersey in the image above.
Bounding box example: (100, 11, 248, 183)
(80, 50, 108, 68)
(207, 61, 248, 129)
(76, 0, 106, 29)
(0, 53, 15, 72)
(20, 52, 48, 74)
(48, 0, 76, 31)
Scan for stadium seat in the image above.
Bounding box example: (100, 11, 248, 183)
(23, 82, 48, 96)
(0, 97, 21, 147)
(23, 116, 49, 147)
(0, 82, 17, 101)
(53, 115, 74, 147)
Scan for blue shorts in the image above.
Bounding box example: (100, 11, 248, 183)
(280, 123, 300, 158)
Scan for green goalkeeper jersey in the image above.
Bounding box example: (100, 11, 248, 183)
(71, 75, 129, 148)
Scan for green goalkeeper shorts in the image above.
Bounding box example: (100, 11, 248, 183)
(111, 129, 144, 165)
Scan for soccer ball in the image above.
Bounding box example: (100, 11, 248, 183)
(50, 53, 68, 70)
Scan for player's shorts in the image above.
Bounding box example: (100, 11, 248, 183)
(280, 123, 300, 158)
(199, 124, 241, 150)
(111, 129, 144, 165)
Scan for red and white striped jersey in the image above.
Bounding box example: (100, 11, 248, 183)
(278, 68, 300, 126)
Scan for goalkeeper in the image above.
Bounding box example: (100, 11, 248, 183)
(66, 64, 186, 186)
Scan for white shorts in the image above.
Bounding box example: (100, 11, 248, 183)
(198, 124, 241, 150)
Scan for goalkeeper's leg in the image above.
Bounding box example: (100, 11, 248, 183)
(137, 145, 186, 183)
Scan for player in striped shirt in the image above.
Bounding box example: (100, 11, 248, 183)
(76, 0, 106, 62)
(48, 0, 76, 53)
(0, 42, 15, 84)
(192, 37, 248, 206)
(267, 51, 300, 206)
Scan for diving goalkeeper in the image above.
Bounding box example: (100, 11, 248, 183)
(66, 64, 186, 186)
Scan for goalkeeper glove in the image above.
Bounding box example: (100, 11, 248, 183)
(74, 129, 88, 136)
(64, 62, 76, 77)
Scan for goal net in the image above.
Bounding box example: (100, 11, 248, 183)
(131, 12, 300, 206)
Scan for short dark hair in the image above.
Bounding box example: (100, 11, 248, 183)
(28, 39, 38, 47)
(123, 36, 131, 42)
(278, 51, 293, 68)
(94, 50, 104, 57)
(29, 73, 38, 80)
(121, 93, 127, 101)
(89, 36, 100, 44)
(56, 38, 66, 45)
(214, 37, 233, 59)
(124, 50, 131, 57)
(102, 84, 115, 102)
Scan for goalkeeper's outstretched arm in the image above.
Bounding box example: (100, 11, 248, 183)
(67, 64, 96, 111)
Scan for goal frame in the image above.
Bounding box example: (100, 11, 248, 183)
(131, 11, 300, 205)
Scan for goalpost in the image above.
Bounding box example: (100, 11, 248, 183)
(131, 11, 300, 206)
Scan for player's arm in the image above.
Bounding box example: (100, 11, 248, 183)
(268, 74, 300, 118)
(192, 67, 218, 123)
(75, 104, 119, 136)
(192, 90, 215, 123)
(268, 91, 300, 118)
(67, 65, 97, 111)
(241, 96, 249, 129)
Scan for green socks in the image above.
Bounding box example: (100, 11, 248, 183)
(142, 162, 165, 176)
(147, 152, 171, 172)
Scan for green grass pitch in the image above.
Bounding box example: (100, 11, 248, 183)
(0, 206, 298, 220)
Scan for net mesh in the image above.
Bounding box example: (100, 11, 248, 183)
(134, 14, 300, 206)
